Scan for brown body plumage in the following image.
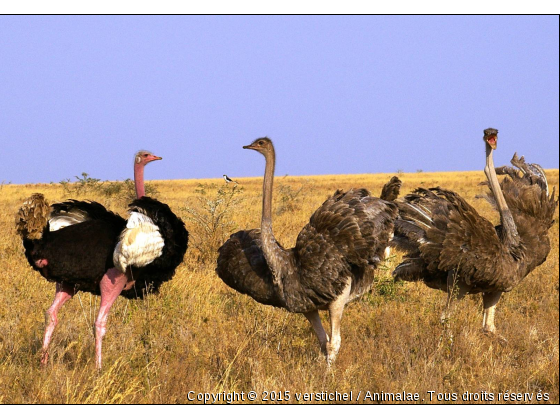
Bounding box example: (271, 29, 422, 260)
(392, 128, 558, 335)
(216, 138, 398, 364)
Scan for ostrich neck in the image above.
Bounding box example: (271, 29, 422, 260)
(260, 149, 289, 296)
(134, 163, 146, 198)
(484, 146, 519, 248)
(262, 149, 275, 225)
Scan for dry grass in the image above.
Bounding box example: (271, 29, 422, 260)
(0, 169, 558, 404)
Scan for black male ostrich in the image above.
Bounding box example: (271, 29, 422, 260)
(15, 151, 188, 368)
(216, 138, 398, 364)
(391, 128, 557, 336)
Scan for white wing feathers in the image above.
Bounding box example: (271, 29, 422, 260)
(49, 209, 90, 231)
(113, 212, 164, 273)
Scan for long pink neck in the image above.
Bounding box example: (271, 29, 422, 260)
(134, 163, 145, 198)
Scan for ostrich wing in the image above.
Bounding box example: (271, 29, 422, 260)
(113, 211, 164, 273)
(114, 196, 188, 297)
(298, 189, 396, 266)
(487, 158, 557, 230)
(21, 200, 126, 287)
(509, 153, 549, 195)
(395, 188, 517, 291)
(502, 177, 556, 228)
(294, 189, 397, 296)
(216, 229, 284, 308)
(49, 200, 121, 231)
(482, 166, 557, 277)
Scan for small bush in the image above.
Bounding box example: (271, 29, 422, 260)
(60, 172, 101, 196)
(275, 179, 311, 215)
(181, 183, 244, 263)
(100, 179, 159, 203)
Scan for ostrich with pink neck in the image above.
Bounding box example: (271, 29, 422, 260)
(16, 150, 188, 369)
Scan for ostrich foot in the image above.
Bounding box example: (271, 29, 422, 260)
(326, 337, 341, 367)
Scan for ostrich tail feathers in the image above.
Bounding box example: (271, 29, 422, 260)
(380, 176, 402, 202)
(15, 193, 51, 240)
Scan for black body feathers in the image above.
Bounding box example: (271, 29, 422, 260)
(123, 196, 189, 298)
(18, 196, 188, 299)
(20, 199, 126, 295)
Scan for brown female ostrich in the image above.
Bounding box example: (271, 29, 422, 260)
(392, 128, 557, 336)
(216, 138, 398, 364)
(15, 151, 188, 368)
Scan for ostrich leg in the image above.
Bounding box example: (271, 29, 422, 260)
(41, 282, 75, 365)
(326, 281, 352, 366)
(94, 268, 128, 369)
(304, 310, 329, 355)
(482, 290, 502, 334)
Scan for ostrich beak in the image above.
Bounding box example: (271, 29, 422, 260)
(149, 155, 163, 161)
(243, 144, 255, 150)
(486, 136, 497, 150)
(483, 128, 498, 150)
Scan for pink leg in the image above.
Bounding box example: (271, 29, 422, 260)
(95, 268, 128, 369)
(41, 282, 75, 365)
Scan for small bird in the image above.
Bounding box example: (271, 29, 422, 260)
(223, 174, 238, 184)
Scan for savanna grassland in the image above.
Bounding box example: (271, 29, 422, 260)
(0, 169, 558, 404)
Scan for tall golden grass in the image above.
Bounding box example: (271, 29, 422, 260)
(0, 169, 557, 404)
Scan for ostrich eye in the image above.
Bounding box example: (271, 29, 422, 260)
(258, 141, 264, 145)
(144, 153, 149, 157)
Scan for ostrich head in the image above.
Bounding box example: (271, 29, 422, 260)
(483, 128, 498, 150)
(134, 150, 162, 166)
(243, 137, 274, 156)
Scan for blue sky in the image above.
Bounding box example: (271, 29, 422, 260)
(1, 15, 558, 184)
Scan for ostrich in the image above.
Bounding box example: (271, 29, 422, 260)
(216, 138, 398, 364)
(15, 151, 188, 368)
(391, 128, 557, 336)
